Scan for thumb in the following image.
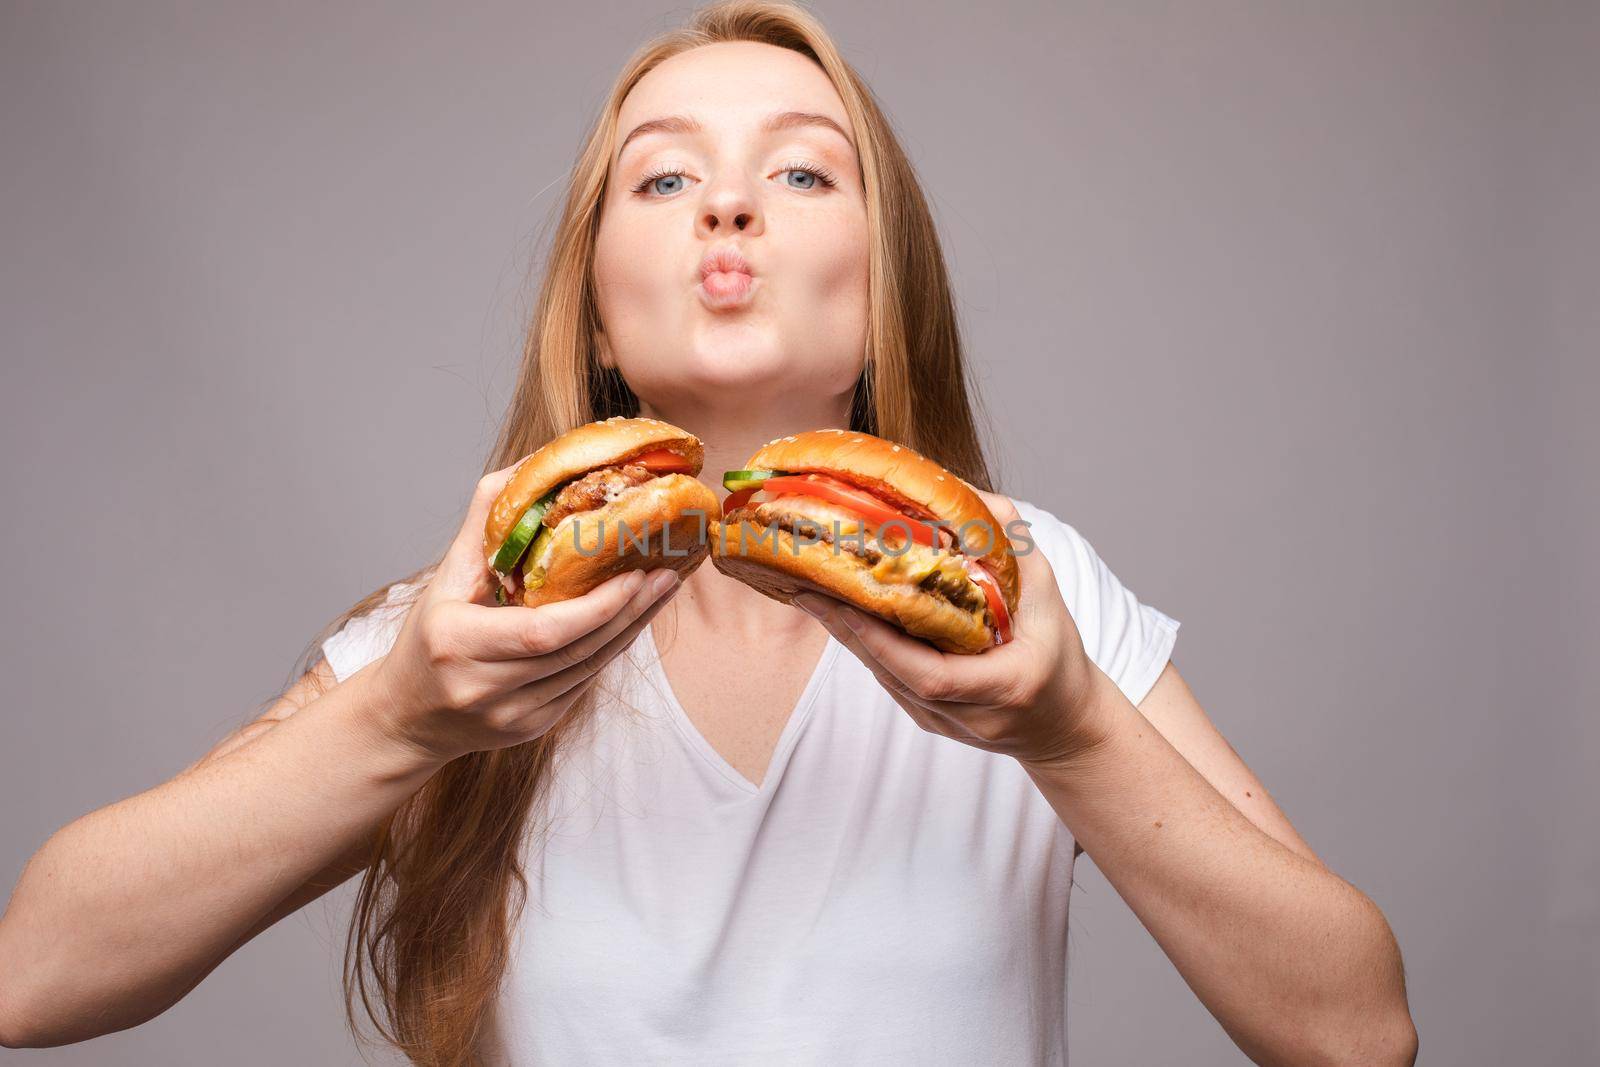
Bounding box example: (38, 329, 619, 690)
(974, 490, 1060, 634)
(433, 458, 529, 603)
(973, 489, 1027, 564)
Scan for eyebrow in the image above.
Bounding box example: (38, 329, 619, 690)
(615, 110, 856, 163)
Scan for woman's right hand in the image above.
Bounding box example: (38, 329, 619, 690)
(368, 462, 682, 766)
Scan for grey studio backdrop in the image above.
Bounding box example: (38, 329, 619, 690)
(2, 2, 1594, 1065)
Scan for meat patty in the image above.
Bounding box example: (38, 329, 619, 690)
(543, 463, 656, 527)
(742, 496, 989, 616)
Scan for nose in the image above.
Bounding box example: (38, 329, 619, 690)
(695, 175, 764, 237)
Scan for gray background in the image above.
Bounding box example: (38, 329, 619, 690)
(2, 2, 1594, 1063)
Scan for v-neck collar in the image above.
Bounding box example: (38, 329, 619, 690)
(641, 621, 842, 796)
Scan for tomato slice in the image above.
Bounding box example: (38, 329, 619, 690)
(964, 558, 1013, 645)
(632, 448, 695, 473)
(758, 474, 943, 549)
(722, 486, 759, 513)
(728, 470, 1010, 642)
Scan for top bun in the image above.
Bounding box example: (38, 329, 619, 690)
(742, 429, 1020, 614)
(485, 416, 704, 557)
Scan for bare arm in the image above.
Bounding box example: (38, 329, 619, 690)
(1071, 660, 1320, 863)
(0, 658, 442, 1048)
(1037, 661, 1418, 1067)
(0, 456, 688, 1050)
(793, 491, 1416, 1067)
(176, 661, 387, 959)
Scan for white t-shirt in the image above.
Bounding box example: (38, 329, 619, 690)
(320, 499, 1179, 1066)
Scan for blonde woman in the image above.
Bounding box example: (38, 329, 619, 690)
(0, 3, 1416, 1064)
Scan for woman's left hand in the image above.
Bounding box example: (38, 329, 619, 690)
(792, 491, 1111, 768)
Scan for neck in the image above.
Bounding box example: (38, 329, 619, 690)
(638, 393, 853, 496)
(637, 392, 853, 647)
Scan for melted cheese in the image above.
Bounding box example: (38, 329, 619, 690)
(755, 493, 976, 595)
(869, 546, 969, 588)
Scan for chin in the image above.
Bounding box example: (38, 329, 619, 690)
(680, 336, 794, 387)
(620, 322, 864, 399)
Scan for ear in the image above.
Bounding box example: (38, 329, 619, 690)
(595, 328, 614, 370)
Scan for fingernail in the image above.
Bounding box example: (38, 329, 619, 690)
(652, 570, 680, 595)
(793, 594, 822, 618)
(838, 607, 864, 632)
(625, 571, 646, 594)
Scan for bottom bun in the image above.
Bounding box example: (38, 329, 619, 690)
(526, 474, 718, 607)
(710, 517, 996, 654)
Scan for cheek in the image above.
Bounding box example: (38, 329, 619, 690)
(777, 208, 869, 391)
(806, 207, 869, 296)
(592, 210, 673, 318)
(791, 205, 869, 332)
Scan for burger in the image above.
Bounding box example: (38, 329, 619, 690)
(709, 429, 1019, 654)
(484, 417, 719, 607)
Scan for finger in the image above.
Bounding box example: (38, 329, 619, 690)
(433, 457, 534, 602)
(972, 489, 1021, 555)
(972, 489, 1064, 638)
(484, 571, 684, 719)
(972, 489, 1075, 646)
(795, 592, 1028, 710)
(1007, 525, 1067, 638)
(465, 568, 649, 661)
(800, 599, 987, 747)
(495, 568, 680, 686)
(973, 488, 1017, 520)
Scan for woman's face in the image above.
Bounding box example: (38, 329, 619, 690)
(592, 42, 869, 415)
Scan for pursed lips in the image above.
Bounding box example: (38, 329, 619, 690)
(697, 246, 757, 309)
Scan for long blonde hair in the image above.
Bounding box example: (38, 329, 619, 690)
(284, 2, 1000, 1062)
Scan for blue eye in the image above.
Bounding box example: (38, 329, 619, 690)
(777, 160, 838, 191)
(630, 167, 692, 196)
(628, 160, 839, 198)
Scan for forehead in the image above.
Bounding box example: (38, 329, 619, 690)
(616, 41, 851, 144)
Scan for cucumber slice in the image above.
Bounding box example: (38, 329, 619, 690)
(520, 523, 557, 593)
(491, 491, 557, 575)
(722, 468, 784, 492)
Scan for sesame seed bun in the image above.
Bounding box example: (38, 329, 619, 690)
(483, 417, 716, 606)
(711, 429, 1020, 654)
(523, 474, 716, 607)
